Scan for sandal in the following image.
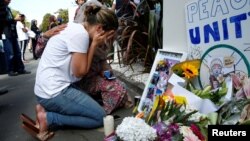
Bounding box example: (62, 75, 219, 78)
(20, 113, 37, 127)
(22, 122, 55, 141)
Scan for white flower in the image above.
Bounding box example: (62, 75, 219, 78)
(116, 117, 157, 141)
(181, 105, 207, 122)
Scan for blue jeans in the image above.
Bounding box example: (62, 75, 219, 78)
(3, 37, 24, 73)
(37, 85, 106, 129)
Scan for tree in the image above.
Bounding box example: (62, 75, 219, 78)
(40, 9, 68, 32)
(11, 9, 30, 28)
(11, 9, 20, 18)
(40, 13, 52, 32)
(56, 9, 68, 24)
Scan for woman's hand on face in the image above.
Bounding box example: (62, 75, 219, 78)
(43, 24, 67, 39)
(92, 30, 115, 47)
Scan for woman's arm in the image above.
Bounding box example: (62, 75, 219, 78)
(71, 41, 98, 78)
(35, 24, 67, 58)
(39, 24, 67, 47)
(71, 30, 115, 78)
(42, 24, 67, 39)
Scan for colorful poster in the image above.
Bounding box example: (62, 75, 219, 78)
(138, 49, 187, 113)
(185, 0, 250, 87)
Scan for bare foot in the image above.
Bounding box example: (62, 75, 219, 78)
(36, 104, 46, 113)
(35, 104, 45, 128)
(36, 105, 48, 133)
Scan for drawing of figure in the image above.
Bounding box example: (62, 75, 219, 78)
(209, 58, 223, 89)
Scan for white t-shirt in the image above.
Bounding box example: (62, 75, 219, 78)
(134, 0, 140, 5)
(16, 21, 28, 41)
(35, 22, 89, 99)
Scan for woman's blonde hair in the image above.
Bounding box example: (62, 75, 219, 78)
(75, 3, 118, 31)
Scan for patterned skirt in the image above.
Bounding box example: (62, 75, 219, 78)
(78, 76, 132, 114)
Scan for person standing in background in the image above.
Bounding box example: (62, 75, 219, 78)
(74, 0, 86, 20)
(16, 14, 29, 62)
(1, 0, 30, 76)
(30, 19, 41, 60)
(0, 0, 8, 95)
(48, 15, 58, 30)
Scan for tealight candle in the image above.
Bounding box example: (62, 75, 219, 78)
(103, 115, 114, 136)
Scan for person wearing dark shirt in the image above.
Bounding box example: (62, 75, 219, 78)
(48, 15, 58, 30)
(0, 0, 8, 95)
(30, 19, 41, 60)
(1, 0, 30, 76)
(74, 0, 85, 20)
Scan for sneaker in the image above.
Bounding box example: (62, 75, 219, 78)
(8, 71, 18, 76)
(18, 70, 31, 75)
(0, 89, 8, 95)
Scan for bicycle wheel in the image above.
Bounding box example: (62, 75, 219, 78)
(198, 44, 250, 88)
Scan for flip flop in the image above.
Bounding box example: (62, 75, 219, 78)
(20, 113, 36, 127)
(22, 122, 55, 141)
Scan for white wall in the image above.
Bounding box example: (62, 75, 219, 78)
(163, 0, 192, 52)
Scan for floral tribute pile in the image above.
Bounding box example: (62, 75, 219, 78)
(104, 59, 250, 141)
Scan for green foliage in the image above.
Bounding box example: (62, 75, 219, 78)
(11, 9, 20, 18)
(160, 101, 198, 124)
(190, 81, 228, 105)
(217, 99, 250, 125)
(56, 9, 69, 24)
(172, 133, 184, 141)
(40, 13, 52, 32)
(197, 121, 209, 140)
(25, 21, 30, 28)
(40, 8, 68, 32)
(115, 0, 163, 72)
(11, 9, 30, 28)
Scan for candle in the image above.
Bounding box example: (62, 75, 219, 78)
(103, 115, 114, 136)
(134, 95, 141, 106)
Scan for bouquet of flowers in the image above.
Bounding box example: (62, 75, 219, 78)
(171, 59, 229, 105)
(146, 96, 209, 141)
(216, 74, 250, 125)
(109, 59, 250, 141)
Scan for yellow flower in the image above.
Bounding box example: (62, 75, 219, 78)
(181, 63, 199, 79)
(172, 59, 201, 78)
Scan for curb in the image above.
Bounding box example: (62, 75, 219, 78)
(113, 70, 145, 95)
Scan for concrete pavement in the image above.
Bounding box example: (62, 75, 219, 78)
(0, 51, 144, 141)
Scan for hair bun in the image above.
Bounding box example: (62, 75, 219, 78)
(84, 5, 101, 16)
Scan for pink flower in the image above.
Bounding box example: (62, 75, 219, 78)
(180, 126, 201, 141)
(183, 133, 201, 141)
(190, 124, 205, 141)
(242, 79, 250, 99)
(235, 77, 250, 100)
(235, 88, 246, 100)
(239, 104, 250, 123)
(231, 74, 242, 90)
